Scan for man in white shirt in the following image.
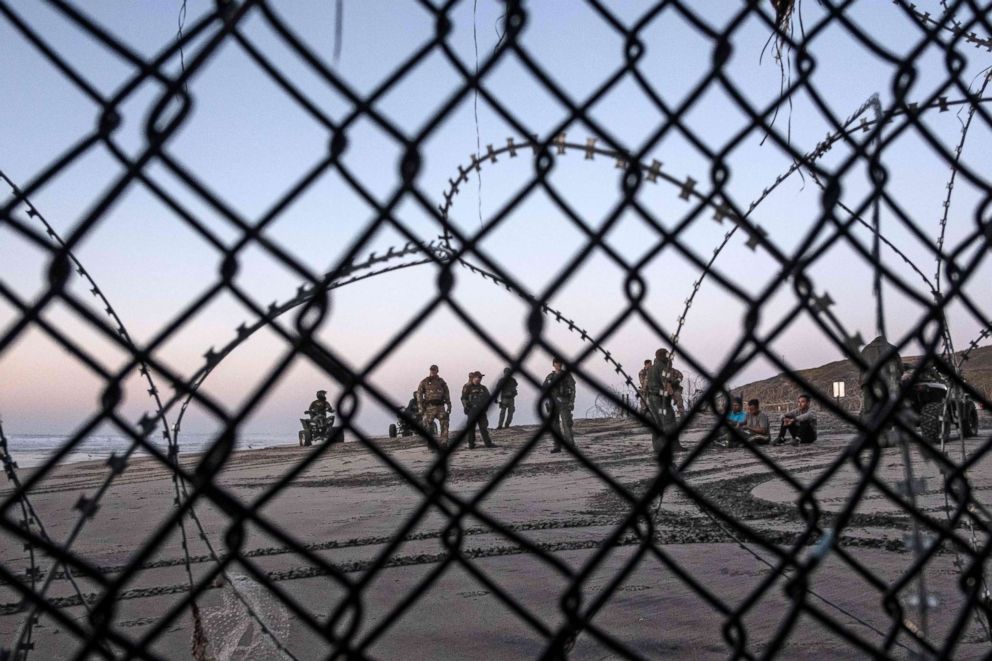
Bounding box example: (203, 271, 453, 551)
(774, 394, 817, 445)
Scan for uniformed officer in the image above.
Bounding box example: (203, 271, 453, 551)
(461, 372, 473, 412)
(637, 359, 652, 413)
(647, 349, 683, 453)
(461, 371, 496, 448)
(308, 390, 335, 423)
(542, 357, 576, 453)
(417, 365, 450, 449)
(668, 358, 686, 417)
(859, 335, 904, 447)
(495, 367, 518, 429)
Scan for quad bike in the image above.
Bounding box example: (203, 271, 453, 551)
(299, 410, 339, 447)
(905, 367, 980, 444)
(388, 410, 414, 439)
(388, 403, 439, 438)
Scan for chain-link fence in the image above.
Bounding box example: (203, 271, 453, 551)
(2, 0, 992, 658)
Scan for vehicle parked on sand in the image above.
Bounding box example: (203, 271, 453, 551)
(388, 410, 414, 439)
(905, 365, 979, 443)
(388, 411, 438, 438)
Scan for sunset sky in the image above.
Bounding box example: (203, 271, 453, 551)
(1, 1, 990, 439)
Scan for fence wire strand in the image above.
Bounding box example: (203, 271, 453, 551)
(1, 0, 992, 659)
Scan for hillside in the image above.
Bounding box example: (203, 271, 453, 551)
(731, 344, 992, 413)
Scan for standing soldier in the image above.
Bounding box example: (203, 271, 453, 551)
(859, 335, 904, 448)
(461, 371, 473, 411)
(417, 365, 450, 449)
(647, 349, 684, 453)
(668, 358, 686, 417)
(461, 371, 497, 448)
(542, 357, 576, 453)
(637, 359, 652, 414)
(495, 367, 518, 429)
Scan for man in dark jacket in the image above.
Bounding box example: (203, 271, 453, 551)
(308, 390, 334, 421)
(495, 367, 518, 429)
(543, 357, 576, 453)
(461, 371, 496, 448)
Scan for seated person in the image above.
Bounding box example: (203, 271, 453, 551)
(308, 389, 335, 424)
(727, 397, 746, 426)
(720, 397, 747, 446)
(774, 394, 817, 445)
(741, 398, 770, 445)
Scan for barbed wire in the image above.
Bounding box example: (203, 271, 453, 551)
(901, 0, 992, 52)
(1, 0, 991, 658)
(0, 168, 203, 657)
(0, 417, 97, 659)
(435, 91, 992, 363)
(0, 168, 299, 660)
(935, 68, 992, 293)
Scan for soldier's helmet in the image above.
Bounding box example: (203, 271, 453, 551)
(316, 390, 327, 398)
(655, 348, 669, 360)
(429, 364, 439, 372)
(471, 371, 484, 379)
(552, 356, 564, 366)
(504, 367, 512, 375)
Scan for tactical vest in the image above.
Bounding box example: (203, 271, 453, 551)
(544, 371, 576, 404)
(464, 384, 489, 407)
(420, 376, 448, 404)
(498, 377, 518, 398)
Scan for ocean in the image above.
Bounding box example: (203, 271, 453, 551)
(1, 431, 312, 468)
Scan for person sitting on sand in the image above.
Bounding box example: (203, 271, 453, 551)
(726, 397, 746, 427)
(774, 394, 817, 445)
(741, 398, 770, 445)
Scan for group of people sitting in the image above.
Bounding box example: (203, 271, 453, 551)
(722, 393, 817, 447)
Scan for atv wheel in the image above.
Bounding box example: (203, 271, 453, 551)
(963, 402, 980, 438)
(920, 401, 946, 444)
(388, 424, 397, 438)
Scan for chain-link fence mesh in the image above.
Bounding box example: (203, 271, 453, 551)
(2, 0, 992, 658)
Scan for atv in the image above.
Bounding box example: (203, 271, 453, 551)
(299, 410, 339, 447)
(905, 366, 980, 444)
(388, 412, 414, 439)
(388, 403, 438, 438)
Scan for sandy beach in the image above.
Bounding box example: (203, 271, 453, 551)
(2, 413, 990, 659)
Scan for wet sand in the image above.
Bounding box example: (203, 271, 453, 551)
(2, 413, 990, 659)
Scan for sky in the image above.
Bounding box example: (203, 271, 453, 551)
(1, 0, 990, 439)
